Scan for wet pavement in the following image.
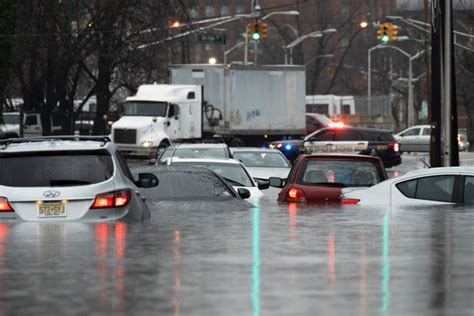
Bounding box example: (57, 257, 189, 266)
(0, 153, 473, 315)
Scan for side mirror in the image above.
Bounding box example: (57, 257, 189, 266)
(237, 188, 251, 199)
(257, 180, 270, 190)
(269, 177, 284, 188)
(174, 115, 179, 120)
(136, 173, 159, 188)
(165, 121, 170, 127)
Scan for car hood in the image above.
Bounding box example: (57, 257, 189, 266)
(246, 167, 290, 180)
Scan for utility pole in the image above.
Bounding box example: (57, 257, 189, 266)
(443, 0, 459, 166)
(430, 0, 443, 167)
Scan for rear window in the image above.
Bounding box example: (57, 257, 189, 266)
(233, 152, 290, 168)
(0, 150, 114, 187)
(173, 148, 227, 159)
(144, 170, 235, 200)
(297, 159, 383, 187)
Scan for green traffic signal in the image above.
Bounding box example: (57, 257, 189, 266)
(252, 32, 260, 41)
(381, 34, 389, 44)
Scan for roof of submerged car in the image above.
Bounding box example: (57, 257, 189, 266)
(298, 153, 385, 161)
(0, 136, 114, 153)
(231, 147, 283, 153)
(169, 157, 242, 165)
(173, 143, 228, 149)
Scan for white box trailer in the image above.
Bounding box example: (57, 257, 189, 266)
(170, 64, 306, 145)
(305, 95, 355, 118)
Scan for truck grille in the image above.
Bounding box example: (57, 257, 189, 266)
(114, 129, 136, 144)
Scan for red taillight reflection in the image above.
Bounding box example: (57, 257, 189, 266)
(287, 188, 307, 203)
(389, 143, 400, 152)
(0, 197, 14, 212)
(341, 198, 360, 205)
(91, 190, 131, 209)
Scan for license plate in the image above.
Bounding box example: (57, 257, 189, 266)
(38, 202, 66, 217)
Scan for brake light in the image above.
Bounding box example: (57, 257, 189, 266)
(341, 198, 360, 205)
(0, 197, 14, 212)
(389, 143, 400, 152)
(458, 134, 464, 142)
(287, 187, 307, 203)
(91, 190, 131, 209)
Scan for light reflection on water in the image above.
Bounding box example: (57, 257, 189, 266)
(0, 202, 470, 314)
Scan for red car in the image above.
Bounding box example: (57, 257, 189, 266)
(269, 154, 388, 203)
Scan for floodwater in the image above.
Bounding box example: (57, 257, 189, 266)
(0, 154, 472, 315)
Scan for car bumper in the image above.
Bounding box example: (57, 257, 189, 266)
(116, 144, 157, 159)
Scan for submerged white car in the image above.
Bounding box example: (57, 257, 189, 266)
(231, 147, 291, 181)
(0, 136, 158, 222)
(166, 157, 269, 202)
(341, 167, 474, 207)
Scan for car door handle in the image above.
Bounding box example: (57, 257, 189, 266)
(135, 190, 141, 196)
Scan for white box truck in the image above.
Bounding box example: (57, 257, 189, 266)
(111, 65, 306, 159)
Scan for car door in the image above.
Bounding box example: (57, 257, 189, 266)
(397, 127, 421, 152)
(419, 127, 431, 152)
(165, 103, 180, 140)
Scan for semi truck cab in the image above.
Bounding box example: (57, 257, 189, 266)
(111, 84, 202, 160)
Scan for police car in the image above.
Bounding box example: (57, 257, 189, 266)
(269, 124, 402, 168)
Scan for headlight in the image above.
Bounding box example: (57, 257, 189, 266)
(141, 141, 154, 147)
(269, 144, 275, 149)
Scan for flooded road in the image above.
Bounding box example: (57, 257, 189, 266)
(0, 153, 473, 315)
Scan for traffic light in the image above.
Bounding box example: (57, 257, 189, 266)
(247, 21, 266, 42)
(247, 22, 256, 40)
(388, 23, 399, 42)
(377, 23, 390, 44)
(259, 22, 268, 41)
(252, 22, 261, 41)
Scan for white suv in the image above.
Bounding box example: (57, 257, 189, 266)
(0, 136, 158, 222)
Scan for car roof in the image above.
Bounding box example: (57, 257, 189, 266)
(298, 153, 384, 161)
(404, 166, 474, 177)
(231, 147, 284, 153)
(0, 136, 114, 153)
(170, 157, 241, 165)
(172, 143, 228, 149)
(317, 126, 392, 133)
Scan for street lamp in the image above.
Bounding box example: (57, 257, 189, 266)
(284, 28, 337, 65)
(208, 57, 217, 65)
(367, 44, 425, 126)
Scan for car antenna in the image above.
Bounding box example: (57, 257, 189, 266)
(420, 158, 431, 168)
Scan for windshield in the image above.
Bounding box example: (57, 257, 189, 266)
(172, 162, 254, 187)
(3, 113, 20, 125)
(124, 101, 167, 117)
(0, 151, 114, 187)
(297, 159, 382, 187)
(233, 151, 290, 168)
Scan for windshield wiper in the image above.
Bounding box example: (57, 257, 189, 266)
(222, 177, 245, 187)
(50, 179, 91, 186)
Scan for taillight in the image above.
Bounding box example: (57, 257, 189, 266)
(0, 197, 14, 212)
(389, 143, 400, 152)
(91, 190, 131, 209)
(341, 198, 360, 205)
(458, 134, 464, 142)
(287, 187, 307, 203)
